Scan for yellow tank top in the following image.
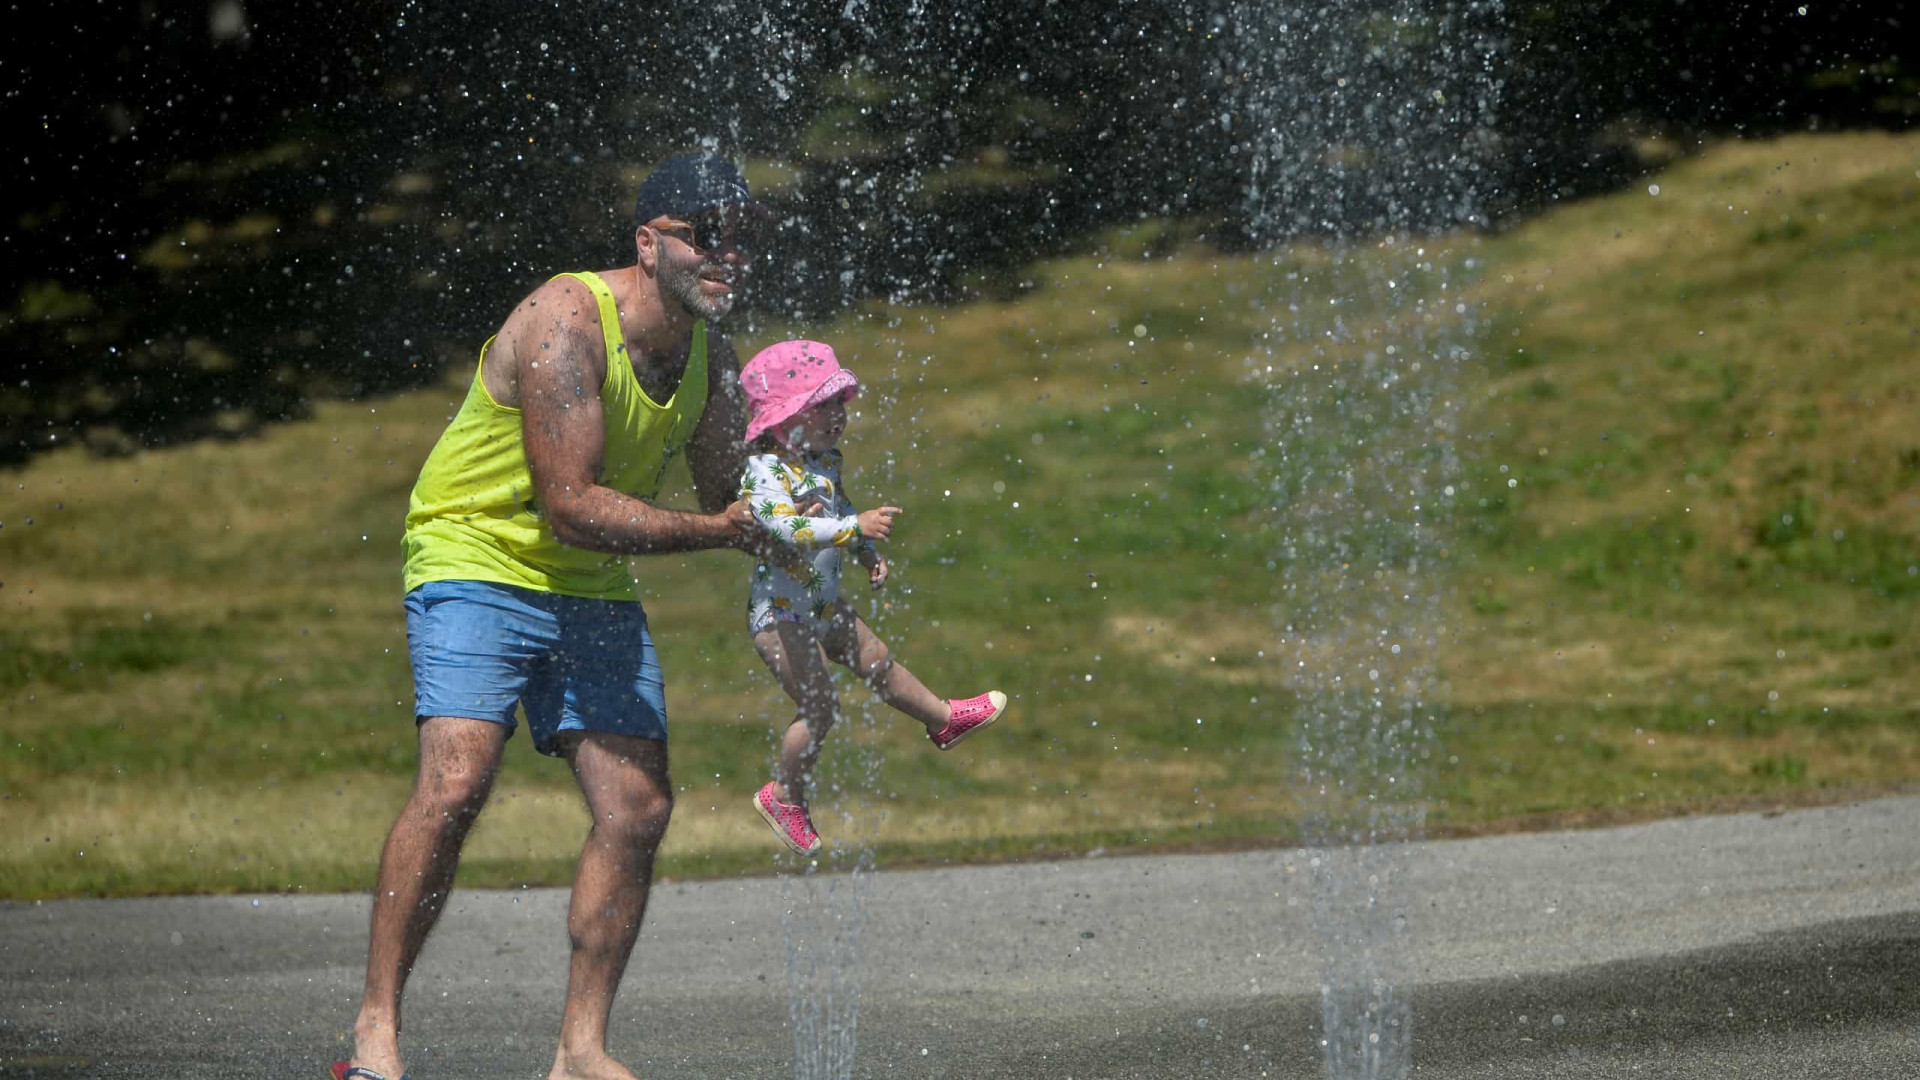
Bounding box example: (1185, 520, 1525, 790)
(401, 271, 709, 600)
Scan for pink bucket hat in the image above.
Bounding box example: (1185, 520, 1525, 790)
(741, 340, 860, 444)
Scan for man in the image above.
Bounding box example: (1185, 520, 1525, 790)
(334, 152, 766, 1080)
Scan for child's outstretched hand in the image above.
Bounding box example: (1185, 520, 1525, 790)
(857, 506, 901, 541)
(867, 557, 890, 589)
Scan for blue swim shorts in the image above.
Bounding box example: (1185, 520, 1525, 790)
(404, 579, 668, 755)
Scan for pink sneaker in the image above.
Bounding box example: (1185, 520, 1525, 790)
(753, 782, 822, 856)
(930, 691, 1007, 750)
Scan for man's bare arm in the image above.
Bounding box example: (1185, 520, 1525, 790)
(519, 308, 749, 555)
(685, 331, 752, 513)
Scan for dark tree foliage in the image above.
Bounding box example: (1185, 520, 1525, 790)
(4, 1, 397, 460)
(1, 0, 1909, 465)
(1493, 0, 1915, 209)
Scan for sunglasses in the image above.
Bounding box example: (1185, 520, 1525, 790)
(651, 207, 762, 255)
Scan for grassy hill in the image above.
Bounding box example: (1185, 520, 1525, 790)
(2, 131, 1914, 898)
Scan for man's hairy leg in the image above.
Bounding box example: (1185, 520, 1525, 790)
(548, 731, 674, 1080)
(350, 716, 508, 1079)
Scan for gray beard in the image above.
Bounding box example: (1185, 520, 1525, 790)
(659, 259, 734, 323)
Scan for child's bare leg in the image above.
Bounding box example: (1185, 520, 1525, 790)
(822, 607, 951, 733)
(752, 622, 838, 807)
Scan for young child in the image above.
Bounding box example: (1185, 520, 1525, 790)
(738, 339, 1008, 856)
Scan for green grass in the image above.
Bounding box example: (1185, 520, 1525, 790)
(2, 131, 1916, 898)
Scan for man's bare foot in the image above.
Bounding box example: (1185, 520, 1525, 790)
(547, 1047, 641, 1080)
(345, 1017, 405, 1080)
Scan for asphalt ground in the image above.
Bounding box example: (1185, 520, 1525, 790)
(2, 797, 1916, 1079)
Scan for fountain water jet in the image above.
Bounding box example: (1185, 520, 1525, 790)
(1220, 0, 1501, 1075)
(751, 18, 944, 1079)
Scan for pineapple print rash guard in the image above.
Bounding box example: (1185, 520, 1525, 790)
(740, 448, 877, 633)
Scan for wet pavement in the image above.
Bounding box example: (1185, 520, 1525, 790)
(3, 796, 1916, 1079)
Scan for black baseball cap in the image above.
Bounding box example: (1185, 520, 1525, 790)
(633, 152, 754, 228)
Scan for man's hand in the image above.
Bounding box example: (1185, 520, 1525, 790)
(867, 557, 890, 589)
(729, 499, 824, 569)
(722, 498, 771, 554)
(724, 496, 755, 531)
(858, 506, 901, 542)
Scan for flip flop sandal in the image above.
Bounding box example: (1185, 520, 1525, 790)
(331, 1062, 411, 1080)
